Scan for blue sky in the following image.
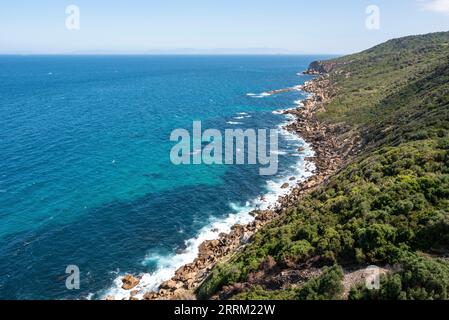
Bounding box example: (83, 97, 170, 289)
(0, 0, 448, 54)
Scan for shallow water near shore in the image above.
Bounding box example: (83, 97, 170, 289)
(0, 55, 329, 299)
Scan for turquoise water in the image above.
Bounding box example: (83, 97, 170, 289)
(0, 55, 326, 299)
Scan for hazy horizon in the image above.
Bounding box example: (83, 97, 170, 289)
(1, 0, 449, 55)
(0, 51, 339, 56)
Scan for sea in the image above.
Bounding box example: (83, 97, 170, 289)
(0, 55, 329, 299)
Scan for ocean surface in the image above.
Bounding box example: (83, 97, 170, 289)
(0, 55, 328, 299)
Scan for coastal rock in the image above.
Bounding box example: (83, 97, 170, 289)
(171, 289, 197, 300)
(143, 292, 158, 300)
(266, 87, 296, 95)
(198, 239, 221, 259)
(121, 274, 140, 290)
(231, 224, 245, 231)
(303, 60, 339, 75)
(160, 279, 180, 291)
(175, 266, 197, 281)
(281, 183, 289, 189)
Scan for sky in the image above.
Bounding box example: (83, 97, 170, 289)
(0, 0, 448, 54)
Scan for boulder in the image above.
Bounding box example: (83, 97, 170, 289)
(175, 267, 196, 281)
(159, 279, 178, 290)
(143, 292, 158, 300)
(171, 289, 197, 300)
(121, 274, 140, 290)
(198, 239, 221, 259)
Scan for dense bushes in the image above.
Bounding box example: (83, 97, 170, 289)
(295, 266, 344, 300)
(349, 254, 449, 300)
(232, 266, 344, 300)
(198, 140, 449, 299)
(197, 32, 449, 300)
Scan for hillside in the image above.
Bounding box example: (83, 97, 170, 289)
(197, 32, 449, 300)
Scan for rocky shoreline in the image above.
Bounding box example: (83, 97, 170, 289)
(107, 65, 359, 301)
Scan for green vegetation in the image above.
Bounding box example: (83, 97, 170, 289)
(197, 32, 449, 300)
(349, 254, 449, 300)
(233, 266, 344, 300)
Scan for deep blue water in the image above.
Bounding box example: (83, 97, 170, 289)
(0, 55, 326, 299)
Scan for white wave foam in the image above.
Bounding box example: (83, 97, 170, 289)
(101, 76, 317, 301)
(101, 123, 315, 301)
(235, 112, 251, 119)
(272, 106, 298, 115)
(227, 121, 242, 125)
(101, 203, 257, 300)
(294, 99, 304, 106)
(246, 92, 271, 98)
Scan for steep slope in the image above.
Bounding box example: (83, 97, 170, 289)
(197, 32, 449, 300)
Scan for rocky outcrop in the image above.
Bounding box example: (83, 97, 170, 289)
(143, 214, 283, 300)
(121, 275, 140, 290)
(303, 60, 340, 75)
(264, 85, 303, 96)
(212, 256, 323, 300)
(271, 75, 361, 211)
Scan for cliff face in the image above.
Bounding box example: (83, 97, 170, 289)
(198, 31, 449, 301)
(303, 60, 340, 75)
